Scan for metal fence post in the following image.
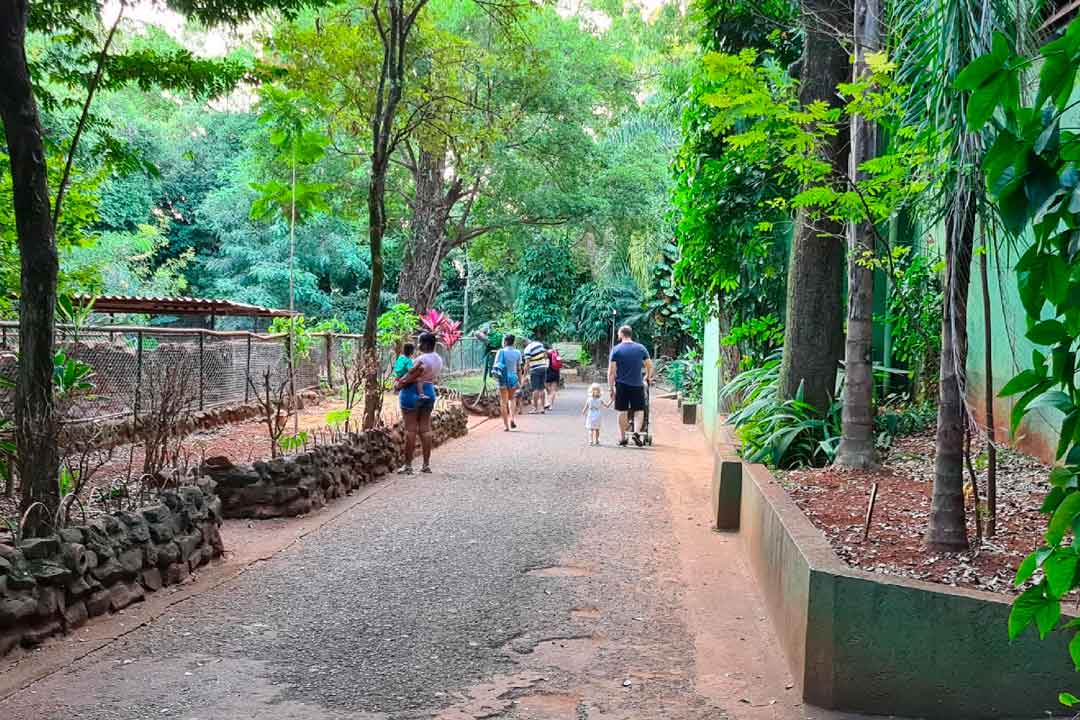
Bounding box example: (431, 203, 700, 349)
(134, 331, 143, 423)
(325, 334, 334, 389)
(244, 334, 252, 403)
(198, 331, 205, 410)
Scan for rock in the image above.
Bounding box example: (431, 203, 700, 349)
(63, 600, 88, 631)
(21, 619, 61, 647)
(108, 582, 144, 612)
(18, 537, 59, 561)
(58, 528, 84, 544)
(140, 568, 163, 592)
(90, 559, 125, 586)
(118, 548, 144, 576)
(0, 556, 10, 576)
(35, 585, 62, 618)
(68, 577, 93, 598)
(6, 570, 35, 591)
(0, 629, 21, 656)
(156, 542, 180, 568)
(175, 534, 201, 562)
(165, 562, 190, 586)
(141, 504, 171, 525)
(30, 561, 72, 586)
(148, 522, 174, 544)
(0, 594, 38, 625)
(61, 543, 89, 575)
(0, 543, 19, 562)
(85, 590, 111, 617)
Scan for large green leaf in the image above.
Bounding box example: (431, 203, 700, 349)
(1044, 548, 1079, 598)
(1048, 490, 1080, 545)
(1010, 585, 1053, 640)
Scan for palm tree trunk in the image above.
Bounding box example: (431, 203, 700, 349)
(926, 196, 974, 551)
(836, 0, 880, 468)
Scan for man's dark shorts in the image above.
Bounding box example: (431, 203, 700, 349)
(614, 383, 646, 412)
(530, 368, 547, 392)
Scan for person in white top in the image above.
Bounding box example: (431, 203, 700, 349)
(581, 383, 612, 446)
(393, 332, 444, 474)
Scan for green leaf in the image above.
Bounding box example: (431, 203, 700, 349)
(1043, 486, 1068, 514)
(1060, 691, 1080, 707)
(1044, 548, 1078, 598)
(1047, 256, 1070, 305)
(1027, 319, 1069, 345)
(1037, 596, 1062, 639)
(1010, 585, 1050, 639)
(955, 54, 1004, 91)
(1048, 491, 1080, 545)
(1051, 467, 1076, 488)
(1012, 382, 1053, 434)
(999, 369, 1043, 397)
(1059, 413, 1079, 460)
(1015, 551, 1039, 586)
(1028, 390, 1075, 417)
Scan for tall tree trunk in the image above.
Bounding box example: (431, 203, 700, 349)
(980, 229, 996, 536)
(362, 168, 388, 430)
(836, 0, 880, 468)
(778, 0, 850, 412)
(0, 1, 60, 532)
(398, 150, 453, 312)
(926, 196, 975, 551)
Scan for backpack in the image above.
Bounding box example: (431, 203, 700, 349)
(549, 349, 562, 371)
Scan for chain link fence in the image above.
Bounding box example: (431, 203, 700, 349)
(0, 323, 486, 424)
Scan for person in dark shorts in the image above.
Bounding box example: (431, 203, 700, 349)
(544, 345, 563, 410)
(608, 325, 653, 446)
(523, 334, 549, 414)
(394, 332, 444, 474)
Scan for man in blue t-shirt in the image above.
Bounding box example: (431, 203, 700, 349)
(608, 325, 653, 446)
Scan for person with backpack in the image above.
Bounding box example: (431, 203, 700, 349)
(492, 334, 522, 432)
(545, 344, 563, 410)
(522, 333, 549, 414)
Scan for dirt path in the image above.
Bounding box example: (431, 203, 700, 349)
(0, 387, 861, 720)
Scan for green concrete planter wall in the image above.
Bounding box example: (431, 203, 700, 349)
(712, 424, 1075, 719)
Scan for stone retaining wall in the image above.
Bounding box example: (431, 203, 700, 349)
(206, 405, 469, 519)
(0, 484, 223, 658)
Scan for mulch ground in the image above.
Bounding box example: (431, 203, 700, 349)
(778, 431, 1051, 596)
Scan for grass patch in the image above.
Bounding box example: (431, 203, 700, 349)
(441, 373, 493, 395)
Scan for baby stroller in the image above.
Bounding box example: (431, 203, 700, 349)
(628, 381, 653, 447)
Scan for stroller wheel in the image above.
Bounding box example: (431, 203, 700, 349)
(645, 435, 653, 446)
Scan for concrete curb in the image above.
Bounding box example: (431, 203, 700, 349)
(711, 424, 1075, 719)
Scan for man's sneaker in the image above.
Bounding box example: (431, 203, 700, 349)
(420, 466, 432, 474)
(398, 465, 414, 475)
(618, 438, 629, 447)
(632, 433, 643, 447)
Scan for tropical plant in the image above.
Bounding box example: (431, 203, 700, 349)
(377, 304, 420, 349)
(962, 16, 1080, 697)
(719, 354, 842, 469)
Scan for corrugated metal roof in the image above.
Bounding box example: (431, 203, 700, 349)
(72, 294, 294, 318)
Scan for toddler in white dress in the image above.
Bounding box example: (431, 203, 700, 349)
(581, 383, 611, 446)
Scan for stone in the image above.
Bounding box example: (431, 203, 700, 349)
(20, 619, 61, 647)
(6, 570, 36, 591)
(58, 528, 84, 544)
(30, 561, 72, 586)
(61, 543, 89, 575)
(90, 559, 125, 586)
(148, 522, 174, 544)
(0, 593, 38, 625)
(175, 534, 202, 562)
(165, 562, 190, 586)
(0, 629, 21, 656)
(142, 543, 159, 569)
(156, 542, 180, 568)
(63, 600, 88, 631)
(0, 556, 10, 575)
(86, 590, 111, 617)
(108, 582, 144, 612)
(140, 568, 163, 592)
(118, 548, 144, 576)
(0, 543, 18, 562)
(18, 537, 59, 561)
(141, 504, 171, 524)
(125, 520, 151, 544)
(35, 585, 62, 618)
(68, 577, 93, 598)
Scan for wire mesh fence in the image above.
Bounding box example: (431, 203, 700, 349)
(0, 323, 487, 424)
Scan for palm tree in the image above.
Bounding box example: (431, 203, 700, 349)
(888, 0, 1034, 550)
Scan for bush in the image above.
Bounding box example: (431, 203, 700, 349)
(720, 354, 841, 469)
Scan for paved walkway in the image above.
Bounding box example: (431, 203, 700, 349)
(1, 386, 855, 720)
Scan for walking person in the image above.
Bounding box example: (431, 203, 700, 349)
(394, 332, 444, 474)
(545, 345, 563, 410)
(492, 334, 522, 431)
(523, 333, 549, 414)
(608, 325, 653, 447)
(582, 382, 611, 446)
